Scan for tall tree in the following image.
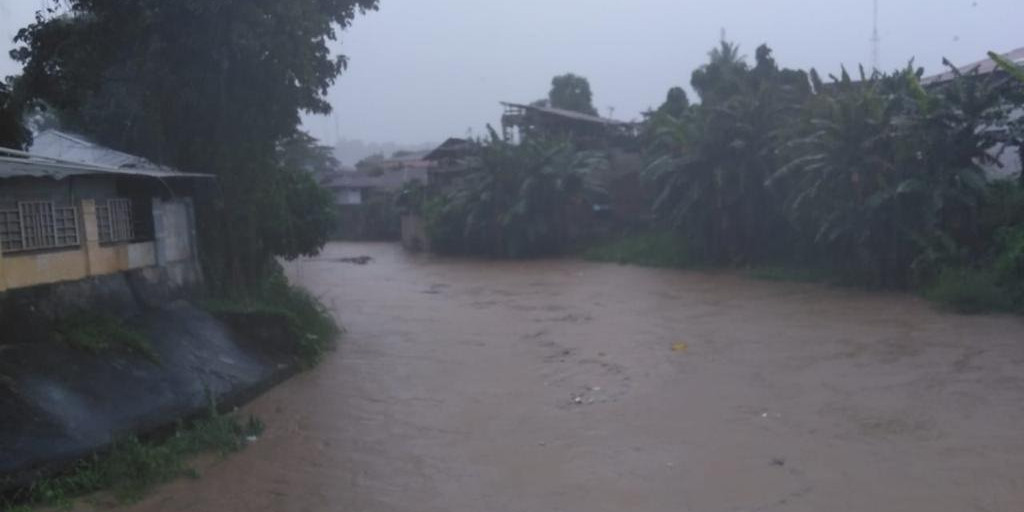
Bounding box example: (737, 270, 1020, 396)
(549, 73, 599, 116)
(646, 43, 810, 263)
(655, 87, 690, 119)
(0, 78, 29, 149)
(12, 0, 377, 292)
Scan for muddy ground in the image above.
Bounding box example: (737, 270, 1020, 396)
(82, 242, 1024, 512)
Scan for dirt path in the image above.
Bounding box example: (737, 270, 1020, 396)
(98, 242, 1024, 512)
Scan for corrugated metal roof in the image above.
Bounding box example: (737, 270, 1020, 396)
(922, 46, 1024, 85)
(501, 102, 632, 127)
(0, 130, 214, 180)
(30, 130, 165, 170)
(0, 154, 213, 180)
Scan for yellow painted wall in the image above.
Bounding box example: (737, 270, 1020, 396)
(0, 242, 156, 291)
(0, 197, 159, 291)
(2, 249, 90, 290)
(85, 242, 158, 277)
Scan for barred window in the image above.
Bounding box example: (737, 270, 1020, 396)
(0, 202, 81, 253)
(0, 209, 21, 252)
(98, 198, 134, 244)
(20, 201, 57, 249)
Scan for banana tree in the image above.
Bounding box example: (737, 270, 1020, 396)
(772, 64, 1005, 285)
(426, 129, 607, 258)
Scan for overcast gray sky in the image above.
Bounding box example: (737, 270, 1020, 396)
(2, 0, 1021, 145)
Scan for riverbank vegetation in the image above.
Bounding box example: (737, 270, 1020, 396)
(411, 42, 1024, 314)
(423, 131, 607, 258)
(201, 264, 342, 368)
(54, 313, 159, 364)
(1, 406, 263, 511)
(639, 43, 1023, 312)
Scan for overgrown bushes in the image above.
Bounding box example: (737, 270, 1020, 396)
(421, 131, 607, 258)
(1, 406, 263, 510)
(632, 42, 1024, 313)
(583, 231, 694, 268)
(202, 264, 341, 368)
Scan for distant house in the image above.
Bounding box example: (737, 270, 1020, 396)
(0, 130, 212, 292)
(500, 101, 639, 149)
(922, 47, 1024, 181)
(319, 164, 429, 206)
(423, 138, 477, 189)
(317, 152, 431, 240)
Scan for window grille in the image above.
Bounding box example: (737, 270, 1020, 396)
(98, 198, 134, 244)
(0, 202, 81, 253)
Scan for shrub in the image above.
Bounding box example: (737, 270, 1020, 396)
(2, 409, 263, 508)
(924, 268, 1013, 314)
(202, 264, 340, 368)
(583, 231, 694, 268)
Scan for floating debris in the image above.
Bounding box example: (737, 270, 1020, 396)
(336, 256, 373, 265)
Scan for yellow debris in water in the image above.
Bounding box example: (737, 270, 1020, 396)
(672, 343, 688, 353)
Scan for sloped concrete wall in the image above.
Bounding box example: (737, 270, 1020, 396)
(0, 301, 298, 488)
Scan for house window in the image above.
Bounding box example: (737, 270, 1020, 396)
(0, 209, 23, 252)
(97, 198, 135, 244)
(0, 202, 81, 253)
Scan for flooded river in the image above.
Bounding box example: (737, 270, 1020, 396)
(90, 242, 1024, 511)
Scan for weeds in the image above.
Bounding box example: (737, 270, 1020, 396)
(53, 313, 159, 363)
(924, 269, 1014, 314)
(583, 232, 694, 268)
(1, 409, 263, 509)
(202, 267, 341, 368)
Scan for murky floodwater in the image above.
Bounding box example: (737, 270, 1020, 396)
(81, 242, 1024, 512)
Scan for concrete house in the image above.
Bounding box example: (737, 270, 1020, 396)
(0, 130, 212, 293)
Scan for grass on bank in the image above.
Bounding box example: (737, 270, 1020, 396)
(53, 313, 159, 364)
(584, 232, 1024, 315)
(1, 406, 264, 511)
(923, 268, 1017, 314)
(201, 269, 341, 368)
(583, 232, 694, 268)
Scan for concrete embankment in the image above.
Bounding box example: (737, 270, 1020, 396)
(0, 268, 301, 489)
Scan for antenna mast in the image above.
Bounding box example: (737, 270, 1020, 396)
(871, 0, 881, 72)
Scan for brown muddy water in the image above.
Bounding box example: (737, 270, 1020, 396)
(80, 242, 1024, 512)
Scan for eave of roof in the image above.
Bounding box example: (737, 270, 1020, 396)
(501, 102, 632, 127)
(0, 146, 215, 180)
(0, 155, 215, 180)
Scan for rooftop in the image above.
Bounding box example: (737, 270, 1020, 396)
(0, 130, 213, 180)
(501, 102, 633, 127)
(922, 46, 1024, 85)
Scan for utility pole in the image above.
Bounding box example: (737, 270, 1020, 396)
(871, 0, 881, 72)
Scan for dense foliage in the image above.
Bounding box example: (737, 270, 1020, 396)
(424, 130, 606, 258)
(548, 73, 599, 115)
(638, 41, 1024, 310)
(0, 79, 29, 149)
(645, 43, 810, 264)
(11, 0, 377, 293)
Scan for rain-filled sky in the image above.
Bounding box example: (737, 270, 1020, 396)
(1, 0, 1021, 146)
